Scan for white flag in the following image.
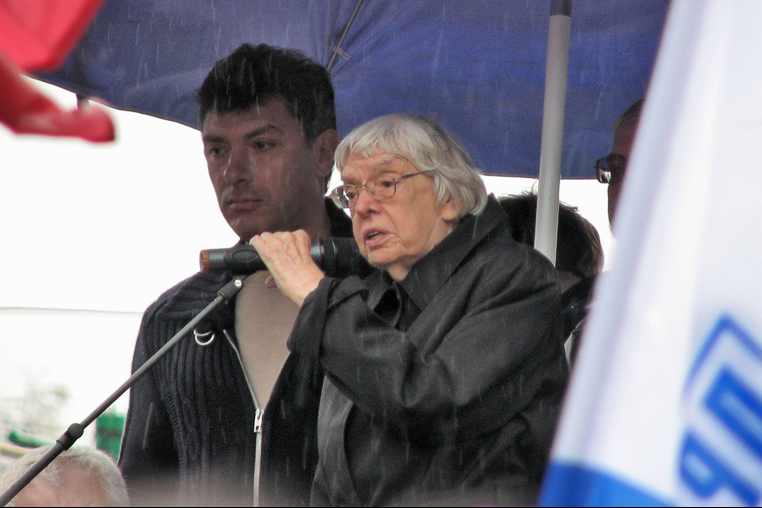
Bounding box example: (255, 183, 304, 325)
(541, 0, 762, 505)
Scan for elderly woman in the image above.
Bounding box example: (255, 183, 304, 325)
(252, 114, 568, 506)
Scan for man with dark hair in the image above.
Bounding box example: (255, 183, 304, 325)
(197, 44, 336, 149)
(499, 193, 603, 291)
(499, 193, 604, 365)
(118, 43, 352, 507)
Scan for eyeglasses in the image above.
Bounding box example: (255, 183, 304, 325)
(595, 154, 627, 184)
(329, 169, 437, 209)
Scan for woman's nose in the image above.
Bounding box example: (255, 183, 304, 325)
(353, 185, 379, 215)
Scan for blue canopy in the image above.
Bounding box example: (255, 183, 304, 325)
(37, 0, 670, 178)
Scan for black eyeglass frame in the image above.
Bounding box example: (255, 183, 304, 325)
(595, 154, 627, 184)
(330, 169, 438, 209)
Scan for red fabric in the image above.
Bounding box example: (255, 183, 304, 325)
(0, 0, 106, 72)
(0, 51, 115, 142)
(0, 0, 114, 142)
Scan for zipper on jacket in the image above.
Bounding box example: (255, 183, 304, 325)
(224, 329, 264, 507)
(253, 407, 264, 506)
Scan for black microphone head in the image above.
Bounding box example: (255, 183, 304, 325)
(200, 248, 226, 272)
(319, 237, 375, 279)
(199, 244, 266, 274)
(200, 238, 374, 278)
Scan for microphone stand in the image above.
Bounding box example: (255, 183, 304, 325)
(0, 277, 245, 507)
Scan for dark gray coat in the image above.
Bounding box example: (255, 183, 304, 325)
(289, 197, 569, 506)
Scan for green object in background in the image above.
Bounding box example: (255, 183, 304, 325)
(7, 409, 126, 460)
(96, 409, 125, 461)
(8, 430, 51, 449)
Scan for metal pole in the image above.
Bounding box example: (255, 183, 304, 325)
(327, 0, 366, 71)
(534, 0, 572, 264)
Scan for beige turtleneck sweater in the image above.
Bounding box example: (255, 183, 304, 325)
(234, 271, 300, 407)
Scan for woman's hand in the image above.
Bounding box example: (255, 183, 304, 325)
(250, 230, 325, 306)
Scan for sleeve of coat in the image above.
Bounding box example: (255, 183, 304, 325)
(118, 308, 180, 505)
(289, 245, 567, 444)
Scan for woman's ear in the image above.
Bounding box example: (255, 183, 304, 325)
(439, 198, 461, 223)
(312, 129, 340, 180)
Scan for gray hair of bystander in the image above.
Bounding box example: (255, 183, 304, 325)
(0, 446, 128, 507)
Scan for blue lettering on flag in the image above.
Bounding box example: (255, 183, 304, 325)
(705, 368, 762, 460)
(680, 315, 762, 506)
(680, 433, 760, 505)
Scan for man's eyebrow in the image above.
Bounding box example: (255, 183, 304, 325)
(243, 125, 284, 140)
(202, 125, 284, 145)
(202, 134, 226, 145)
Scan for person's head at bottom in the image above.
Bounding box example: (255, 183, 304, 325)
(0, 446, 128, 507)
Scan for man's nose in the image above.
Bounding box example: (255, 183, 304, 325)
(223, 147, 254, 183)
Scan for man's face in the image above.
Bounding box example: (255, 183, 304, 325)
(608, 119, 638, 225)
(202, 99, 330, 241)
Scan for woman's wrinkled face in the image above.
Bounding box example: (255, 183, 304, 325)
(341, 152, 459, 281)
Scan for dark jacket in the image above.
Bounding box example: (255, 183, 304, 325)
(289, 197, 569, 507)
(119, 200, 353, 507)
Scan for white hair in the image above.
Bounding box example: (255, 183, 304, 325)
(335, 114, 488, 219)
(0, 446, 129, 507)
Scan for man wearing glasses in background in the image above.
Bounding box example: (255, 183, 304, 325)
(568, 99, 644, 364)
(596, 99, 644, 227)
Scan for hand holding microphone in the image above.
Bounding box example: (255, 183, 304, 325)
(199, 234, 373, 306)
(249, 231, 325, 306)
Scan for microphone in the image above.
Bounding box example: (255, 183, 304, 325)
(199, 237, 375, 278)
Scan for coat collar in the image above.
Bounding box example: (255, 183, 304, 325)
(368, 195, 506, 312)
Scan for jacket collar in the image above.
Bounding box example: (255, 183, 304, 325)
(369, 195, 506, 312)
